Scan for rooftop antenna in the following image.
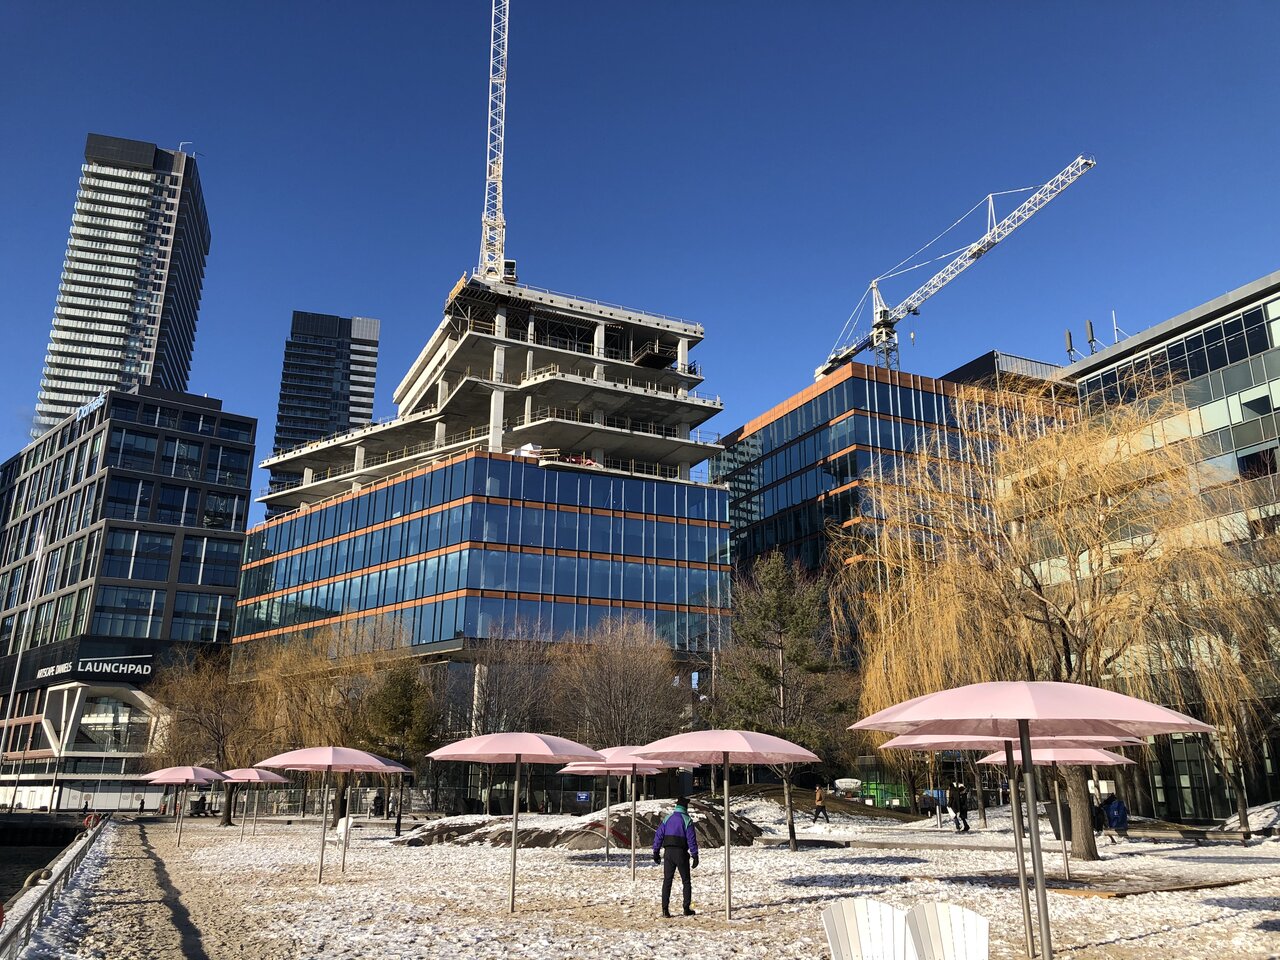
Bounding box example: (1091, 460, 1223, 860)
(1085, 319, 1102, 354)
(1065, 329, 1082, 361)
(1111, 309, 1129, 344)
(177, 141, 193, 154)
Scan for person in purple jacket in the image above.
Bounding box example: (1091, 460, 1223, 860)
(652, 797, 700, 917)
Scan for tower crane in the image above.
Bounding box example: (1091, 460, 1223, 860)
(816, 154, 1095, 379)
(477, 0, 513, 282)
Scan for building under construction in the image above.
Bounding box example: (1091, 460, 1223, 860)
(236, 275, 729, 655)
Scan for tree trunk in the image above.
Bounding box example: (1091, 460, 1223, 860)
(220, 782, 235, 827)
(330, 772, 350, 828)
(782, 774, 797, 852)
(1065, 767, 1099, 861)
(1233, 758, 1252, 837)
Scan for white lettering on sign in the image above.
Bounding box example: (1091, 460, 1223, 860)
(75, 394, 106, 422)
(74, 655, 153, 677)
(36, 661, 73, 680)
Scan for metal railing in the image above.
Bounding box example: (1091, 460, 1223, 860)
(0, 814, 111, 960)
(518, 364, 721, 405)
(261, 426, 492, 497)
(505, 406, 720, 445)
(484, 278, 700, 330)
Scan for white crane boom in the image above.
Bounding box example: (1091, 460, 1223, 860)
(477, 0, 510, 280)
(817, 154, 1095, 378)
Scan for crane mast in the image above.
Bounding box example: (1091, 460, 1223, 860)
(477, 0, 510, 281)
(817, 154, 1095, 378)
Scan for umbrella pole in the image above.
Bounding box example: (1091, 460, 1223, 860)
(240, 784, 248, 841)
(1005, 740, 1035, 959)
(604, 777, 610, 862)
(1019, 720, 1053, 960)
(723, 752, 732, 921)
(341, 778, 352, 873)
(509, 755, 521, 913)
(630, 765, 638, 883)
(252, 785, 260, 837)
(176, 787, 185, 848)
(1053, 773, 1070, 881)
(317, 771, 330, 884)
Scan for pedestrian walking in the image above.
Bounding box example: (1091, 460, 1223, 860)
(652, 797, 699, 918)
(949, 782, 970, 833)
(812, 784, 830, 824)
(138, 798, 145, 816)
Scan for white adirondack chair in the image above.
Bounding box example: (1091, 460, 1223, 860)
(821, 898, 915, 960)
(904, 903, 989, 960)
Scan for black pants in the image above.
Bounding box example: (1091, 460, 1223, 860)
(661, 847, 691, 912)
(955, 807, 969, 831)
(812, 804, 830, 823)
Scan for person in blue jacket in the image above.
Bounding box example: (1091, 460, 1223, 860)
(652, 797, 700, 917)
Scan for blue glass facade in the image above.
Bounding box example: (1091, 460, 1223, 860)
(711, 364, 958, 569)
(234, 451, 730, 654)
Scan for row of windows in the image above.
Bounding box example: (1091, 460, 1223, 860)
(104, 477, 247, 531)
(234, 546, 728, 637)
(90, 586, 233, 642)
(110, 398, 252, 442)
(8, 433, 103, 523)
(1079, 298, 1280, 406)
(730, 486, 869, 567)
(107, 427, 250, 486)
(1, 587, 92, 655)
(250, 455, 727, 562)
(240, 500, 729, 600)
(2, 477, 102, 569)
(716, 376, 955, 467)
(240, 598, 723, 655)
(99, 529, 241, 586)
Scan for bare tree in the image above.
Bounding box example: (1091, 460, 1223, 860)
(549, 616, 688, 748)
(836, 380, 1280, 858)
(148, 647, 272, 826)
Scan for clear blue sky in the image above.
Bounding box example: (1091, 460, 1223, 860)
(3, 2, 1278, 519)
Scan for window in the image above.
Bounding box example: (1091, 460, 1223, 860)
(107, 428, 157, 470)
(161, 438, 203, 479)
(171, 592, 232, 643)
(102, 529, 173, 580)
(104, 478, 153, 521)
(180, 411, 216, 436)
(217, 420, 252, 443)
(205, 445, 249, 486)
(92, 586, 164, 639)
(179, 537, 241, 586)
(156, 485, 199, 526)
(202, 492, 245, 531)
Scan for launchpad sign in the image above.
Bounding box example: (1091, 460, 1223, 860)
(35, 654, 153, 681)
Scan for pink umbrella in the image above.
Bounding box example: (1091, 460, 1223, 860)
(853, 682, 1209, 960)
(635, 729, 819, 919)
(429, 732, 602, 912)
(257, 746, 404, 882)
(559, 756, 662, 866)
(222, 768, 290, 841)
(597, 745, 691, 882)
(143, 766, 227, 848)
(979, 746, 1135, 883)
(875, 732, 1140, 954)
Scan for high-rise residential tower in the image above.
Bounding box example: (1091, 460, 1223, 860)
(271, 311, 380, 462)
(32, 134, 211, 437)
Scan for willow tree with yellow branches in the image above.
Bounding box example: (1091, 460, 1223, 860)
(834, 379, 1280, 859)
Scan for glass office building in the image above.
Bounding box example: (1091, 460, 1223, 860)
(711, 362, 961, 571)
(238, 275, 729, 657)
(236, 451, 728, 652)
(0, 386, 255, 811)
(1062, 268, 1280, 822)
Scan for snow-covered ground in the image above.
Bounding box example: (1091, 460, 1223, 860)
(1224, 799, 1280, 833)
(15, 804, 1280, 960)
